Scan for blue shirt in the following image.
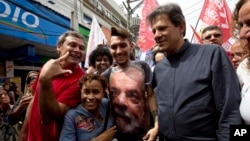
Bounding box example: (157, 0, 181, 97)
(153, 41, 242, 141)
(60, 98, 113, 141)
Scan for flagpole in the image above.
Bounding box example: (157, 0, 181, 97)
(191, 0, 207, 42)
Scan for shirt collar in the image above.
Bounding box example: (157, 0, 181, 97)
(166, 39, 191, 59)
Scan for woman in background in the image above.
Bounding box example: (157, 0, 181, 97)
(8, 71, 37, 129)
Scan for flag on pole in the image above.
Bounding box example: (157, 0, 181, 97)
(190, 25, 202, 44)
(194, 0, 234, 51)
(84, 15, 107, 68)
(137, 0, 158, 52)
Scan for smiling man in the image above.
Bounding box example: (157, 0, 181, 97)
(19, 31, 85, 141)
(148, 3, 242, 141)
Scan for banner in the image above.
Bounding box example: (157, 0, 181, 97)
(137, 0, 158, 52)
(84, 15, 107, 68)
(192, 0, 234, 51)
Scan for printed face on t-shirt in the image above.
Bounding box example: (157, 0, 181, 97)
(109, 67, 149, 135)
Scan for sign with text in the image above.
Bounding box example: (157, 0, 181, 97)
(0, 0, 70, 47)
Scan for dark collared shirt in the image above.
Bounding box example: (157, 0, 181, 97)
(153, 41, 242, 141)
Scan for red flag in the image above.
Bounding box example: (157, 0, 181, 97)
(137, 0, 158, 52)
(190, 25, 202, 44)
(198, 0, 233, 51)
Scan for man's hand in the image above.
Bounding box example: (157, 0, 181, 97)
(18, 95, 33, 109)
(39, 52, 72, 81)
(143, 125, 159, 141)
(95, 126, 117, 141)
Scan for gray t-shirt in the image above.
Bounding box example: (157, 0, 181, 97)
(102, 60, 152, 86)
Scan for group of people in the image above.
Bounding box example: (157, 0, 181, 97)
(0, 71, 38, 140)
(1, 0, 250, 141)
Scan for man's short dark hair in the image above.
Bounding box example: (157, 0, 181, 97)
(147, 3, 186, 36)
(110, 26, 133, 42)
(57, 30, 85, 46)
(201, 25, 222, 34)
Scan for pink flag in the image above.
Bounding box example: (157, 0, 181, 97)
(197, 0, 233, 51)
(190, 25, 202, 44)
(137, 0, 158, 52)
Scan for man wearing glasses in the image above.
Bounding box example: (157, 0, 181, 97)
(231, 39, 249, 70)
(201, 25, 232, 60)
(201, 25, 223, 45)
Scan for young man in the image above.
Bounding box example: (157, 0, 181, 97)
(102, 26, 158, 141)
(148, 3, 242, 140)
(19, 31, 85, 141)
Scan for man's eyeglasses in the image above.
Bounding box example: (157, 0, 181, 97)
(231, 52, 246, 59)
(203, 33, 222, 40)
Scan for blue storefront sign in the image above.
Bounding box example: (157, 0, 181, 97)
(0, 0, 71, 47)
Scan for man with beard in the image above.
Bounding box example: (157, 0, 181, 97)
(18, 31, 85, 141)
(102, 26, 158, 141)
(109, 65, 150, 141)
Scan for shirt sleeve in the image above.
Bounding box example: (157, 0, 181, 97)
(211, 47, 242, 141)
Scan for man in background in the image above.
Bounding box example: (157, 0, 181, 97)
(231, 39, 249, 70)
(201, 25, 232, 59)
(201, 25, 223, 45)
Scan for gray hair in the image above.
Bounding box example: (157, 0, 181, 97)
(57, 30, 85, 46)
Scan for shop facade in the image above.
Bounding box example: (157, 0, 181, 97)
(0, 0, 89, 91)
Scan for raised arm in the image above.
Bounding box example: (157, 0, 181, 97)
(38, 52, 72, 124)
(8, 95, 33, 125)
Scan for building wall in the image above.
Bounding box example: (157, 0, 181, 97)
(33, 0, 127, 30)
